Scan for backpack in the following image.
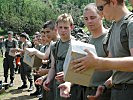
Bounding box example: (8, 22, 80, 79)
(106, 13, 133, 56)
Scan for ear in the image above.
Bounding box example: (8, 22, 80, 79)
(71, 25, 74, 30)
(54, 28, 57, 32)
(111, 0, 118, 6)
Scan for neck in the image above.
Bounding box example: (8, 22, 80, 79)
(61, 35, 71, 42)
(91, 26, 107, 38)
(114, 5, 130, 22)
(8, 37, 12, 41)
(53, 34, 59, 42)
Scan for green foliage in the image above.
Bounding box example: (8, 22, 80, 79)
(1, 0, 131, 36)
(0, 0, 60, 35)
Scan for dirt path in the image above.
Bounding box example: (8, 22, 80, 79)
(0, 69, 38, 100)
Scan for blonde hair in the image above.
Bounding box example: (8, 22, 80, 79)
(56, 13, 74, 26)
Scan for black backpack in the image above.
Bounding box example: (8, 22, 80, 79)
(105, 13, 133, 56)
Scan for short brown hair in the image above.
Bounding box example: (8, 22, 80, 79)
(84, 3, 100, 14)
(103, 0, 124, 5)
(42, 20, 56, 30)
(56, 13, 74, 26)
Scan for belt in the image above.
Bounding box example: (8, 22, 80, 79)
(112, 84, 133, 90)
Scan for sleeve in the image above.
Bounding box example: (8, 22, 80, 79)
(127, 21, 133, 49)
(27, 41, 32, 48)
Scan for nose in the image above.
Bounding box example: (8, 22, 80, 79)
(62, 28, 66, 32)
(87, 18, 92, 23)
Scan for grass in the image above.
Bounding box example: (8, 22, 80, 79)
(0, 56, 5, 98)
(0, 56, 3, 71)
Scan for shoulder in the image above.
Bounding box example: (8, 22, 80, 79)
(50, 40, 60, 52)
(126, 20, 133, 33)
(12, 38, 18, 43)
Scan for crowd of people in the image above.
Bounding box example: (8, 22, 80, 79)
(1, 0, 133, 100)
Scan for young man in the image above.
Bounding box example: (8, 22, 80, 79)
(17, 33, 33, 91)
(43, 13, 76, 100)
(59, 3, 112, 100)
(30, 21, 55, 99)
(83, 3, 112, 100)
(72, 0, 133, 100)
(30, 34, 43, 97)
(29, 20, 59, 100)
(3, 31, 18, 87)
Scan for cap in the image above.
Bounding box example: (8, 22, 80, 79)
(35, 31, 40, 35)
(8, 31, 13, 35)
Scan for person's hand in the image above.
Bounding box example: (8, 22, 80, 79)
(58, 82, 71, 98)
(72, 49, 98, 73)
(104, 77, 112, 87)
(87, 85, 104, 100)
(43, 79, 50, 91)
(55, 71, 65, 83)
(36, 68, 48, 76)
(35, 77, 43, 85)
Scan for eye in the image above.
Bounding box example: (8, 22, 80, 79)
(84, 17, 88, 21)
(90, 16, 96, 20)
(46, 31, 50, 33)
(59, 26, 62, 29)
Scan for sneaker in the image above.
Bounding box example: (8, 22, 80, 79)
(18, 85, 27, 89)
(28, 85, 34, 91)
(30, 91, 39, 96)
(37, 93, 43, 98)
(9, 83, 14, 87)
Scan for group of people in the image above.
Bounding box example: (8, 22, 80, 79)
(2, 0, 133, 100)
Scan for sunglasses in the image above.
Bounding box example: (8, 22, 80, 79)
(97, 2, 108, 11)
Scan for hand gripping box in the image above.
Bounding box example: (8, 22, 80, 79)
(63, 40, 97, 87)
(23, 48, 42, 69)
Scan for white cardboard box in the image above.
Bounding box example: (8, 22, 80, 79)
(23, 48, 42, 69)
(63, 40, 96, 87)
(9, 48, 16, 57)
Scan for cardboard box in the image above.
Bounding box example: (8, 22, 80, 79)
(9, 48, 16, 57)
(23, 48, 42, 69)
(63, 40, 96, 87)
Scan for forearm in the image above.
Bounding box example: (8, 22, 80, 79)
(35, 50, 48, 60)
(97, 57, 133, 72)
(47, 67, 55, 81)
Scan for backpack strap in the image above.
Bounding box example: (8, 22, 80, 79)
(103, 33, 110, 56)
(103, 22, 115, 56)
(52, 39, 60, 60)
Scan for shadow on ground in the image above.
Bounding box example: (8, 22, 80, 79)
(3, 94, 36, 100)
(7, 88, 23, 94)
